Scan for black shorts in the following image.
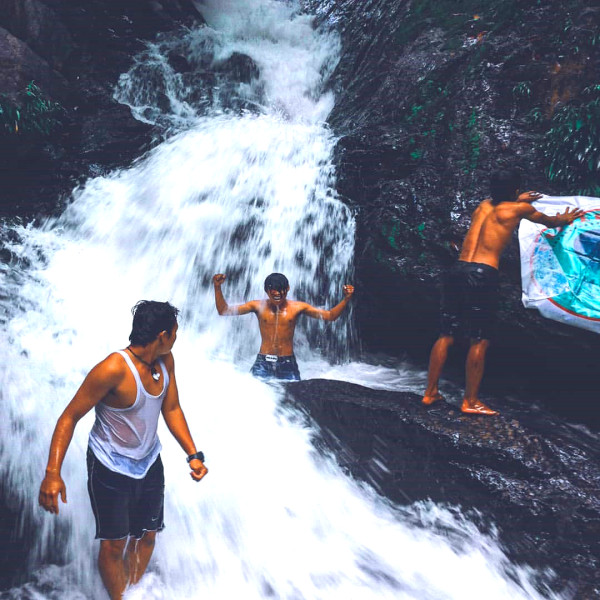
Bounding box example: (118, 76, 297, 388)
(250, 354, 301, 381)
(440, 261, 499, 340)
(87, 448, 164, 540)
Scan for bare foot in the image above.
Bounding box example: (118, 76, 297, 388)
(461, 399, 499, 415)
(422, 393, 445, 406)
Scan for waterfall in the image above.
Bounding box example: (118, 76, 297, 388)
(0, 1, 560, 598)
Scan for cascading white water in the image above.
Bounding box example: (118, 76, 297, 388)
(0, 1, 561, 598)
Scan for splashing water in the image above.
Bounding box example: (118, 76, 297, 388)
(0, 1, 561, 598)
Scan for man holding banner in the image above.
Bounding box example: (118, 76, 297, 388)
(422, 169, 583, 415)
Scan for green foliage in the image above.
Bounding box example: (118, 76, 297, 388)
(404, 78, 451, 162)
(381, 221, 401, 250)
(547, 1, 600, 57)
(512, 82, 532, 101)
(401, 77, 483, 174)
(527, 106, 544, 126)
(543, 86, 600, 196)
(0, 82, 64, 136)
(381, 220, 428, 255)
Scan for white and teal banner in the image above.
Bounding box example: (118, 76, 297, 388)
(519, 195, 600, 334)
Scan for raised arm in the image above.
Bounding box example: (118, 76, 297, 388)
(39, 354, 123, 515)
(213, 273, 258, 316)
(301, 285, 355, 322)
(160, 353, 207, 482)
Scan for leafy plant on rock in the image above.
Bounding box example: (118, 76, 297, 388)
(513, 82, 532, 99)
(0, 82, 64, 136)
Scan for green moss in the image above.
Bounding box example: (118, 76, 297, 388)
(0, 82, 65, 136)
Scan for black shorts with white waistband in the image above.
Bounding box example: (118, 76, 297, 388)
(86, 448, 164, 540)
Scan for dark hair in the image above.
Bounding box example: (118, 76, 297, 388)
(489, 169, 522, 205)
(264, 273, 289, 292)
(129, 301, 179, 346)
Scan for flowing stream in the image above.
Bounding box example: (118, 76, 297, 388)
(0, 1, 562, 598)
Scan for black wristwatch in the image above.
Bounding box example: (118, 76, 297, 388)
(186, 451, 205, 463)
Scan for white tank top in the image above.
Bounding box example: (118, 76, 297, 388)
(88, 350, 169, 478)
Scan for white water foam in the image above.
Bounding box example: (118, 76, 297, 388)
(0, 1, 560, 598)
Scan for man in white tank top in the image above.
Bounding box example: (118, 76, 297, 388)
(39, 301, 208, 600)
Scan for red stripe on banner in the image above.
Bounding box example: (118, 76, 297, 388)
(546, 297, 600, 322)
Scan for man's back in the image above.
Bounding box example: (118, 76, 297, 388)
(458, 199, 494, 263)
(460, 198, 539, 269)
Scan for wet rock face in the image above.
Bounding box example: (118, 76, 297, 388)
(0, 0, 203, 219)
(307, 0, 600, 422)
(0, 0, 74, 72)
(286, 379, 600, 598)
(0, 27, 68, 101)
(214, 52, 261, 85)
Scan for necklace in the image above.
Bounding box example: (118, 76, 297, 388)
(127, 346, 161, 381)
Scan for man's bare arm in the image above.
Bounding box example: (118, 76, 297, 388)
(520, 203, 584, 228)
(160, 353, 207, 482)
(213, 274, 258, 316)
(301, 285, 355, 322)
(39, 354, 123, 515)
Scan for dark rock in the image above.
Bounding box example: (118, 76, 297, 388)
(79, 102, 153, 162)
(0, 0, 74, 70)
(0, 486, 30, 590)
(167, 51, 192, 73)
(214, 52, 260, 84)
(199, 53, 263, 114)
(286, 378, 600, 598)
(0, 27, 68, 101)
(0, 0, 206, 218)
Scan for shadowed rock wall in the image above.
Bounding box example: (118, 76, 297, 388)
(0, 0, 203, 218)
(307, 0, 600, 424)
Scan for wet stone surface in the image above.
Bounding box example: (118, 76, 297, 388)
(286, 378, 600, 599)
